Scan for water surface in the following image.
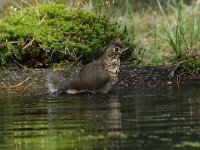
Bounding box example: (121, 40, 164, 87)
(0, 83, 200, 149)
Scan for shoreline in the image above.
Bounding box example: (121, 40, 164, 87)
(0, 65, 199, 95)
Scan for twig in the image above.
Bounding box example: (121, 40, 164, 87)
(22, 37, 35, 50)
(176, 75, 181, 88)
(168, 60, 187, 78)
(9, 77, 30, 88)
(13, 59, 28, 70)
(0, 41, 20, 47)
(37, 14, 47, 27)
(64, 46, 81, 62)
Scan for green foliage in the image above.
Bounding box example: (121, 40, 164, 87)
(157, 0, 187, 58)
(181, 57, 200, 76)
(0, 4, 131, 66)
(154, 0, 200, 74)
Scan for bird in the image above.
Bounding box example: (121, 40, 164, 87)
(59, 42, 129, 94)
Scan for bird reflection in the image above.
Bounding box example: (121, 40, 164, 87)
(47, 94, 122, 138)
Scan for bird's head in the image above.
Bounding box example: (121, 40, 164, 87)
(105, 42, 129, 59)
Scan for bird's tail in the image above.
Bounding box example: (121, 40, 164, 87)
(46, 69, 69, 94)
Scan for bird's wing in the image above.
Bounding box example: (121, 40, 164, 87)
(68, 60, 110, 90)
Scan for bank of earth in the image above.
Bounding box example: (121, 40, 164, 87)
(0, 65, 199, 95)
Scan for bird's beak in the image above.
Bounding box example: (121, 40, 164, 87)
(122, 46, 130, 52)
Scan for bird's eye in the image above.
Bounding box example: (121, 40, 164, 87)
(114, 48, 118, 51)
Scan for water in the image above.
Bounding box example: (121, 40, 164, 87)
(0, 83, 200, 150)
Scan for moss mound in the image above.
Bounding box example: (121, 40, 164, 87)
(0, 4, 132, 67)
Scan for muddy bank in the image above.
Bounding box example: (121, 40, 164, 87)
(118, 66, 199, 87)
(0, 65, 199, 95)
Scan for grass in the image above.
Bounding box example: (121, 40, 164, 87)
(0, 0, 199, 76)
(129, 0, 200, 64)
(152, 0, 200, 76)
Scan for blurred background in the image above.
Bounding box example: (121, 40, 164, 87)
(0, 0, 195, 15)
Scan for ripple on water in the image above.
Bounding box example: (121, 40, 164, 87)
(0, 83, 200, 149)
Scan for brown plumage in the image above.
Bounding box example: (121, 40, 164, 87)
(61, 42, 129, 94)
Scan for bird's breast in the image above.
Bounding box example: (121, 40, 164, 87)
(104, 58, 120, 79)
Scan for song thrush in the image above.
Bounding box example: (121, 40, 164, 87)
(60, 42, 129, 94)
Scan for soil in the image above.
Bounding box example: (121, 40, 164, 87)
(118, 66, 199, 87)
(0, 65, 199, 95)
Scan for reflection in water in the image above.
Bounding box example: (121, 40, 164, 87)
(47, 95, 122, 137)
(0, 93, 123, 149)
(0, 83, 200, 149)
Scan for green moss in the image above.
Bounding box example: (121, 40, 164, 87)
(0, 4, 132, 67)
